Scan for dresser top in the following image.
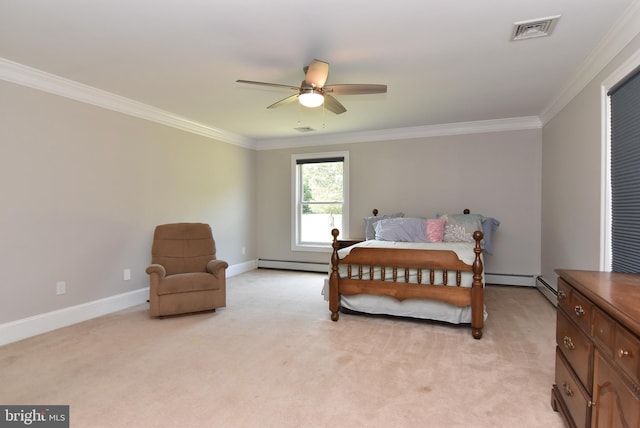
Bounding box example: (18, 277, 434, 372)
(556, 269, 640, 337)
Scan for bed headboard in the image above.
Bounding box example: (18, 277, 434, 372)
(364, 208, 483, 242)
(371, 208, 471, 216)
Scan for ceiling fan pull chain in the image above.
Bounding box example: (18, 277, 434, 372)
(322, 103, 326, 129)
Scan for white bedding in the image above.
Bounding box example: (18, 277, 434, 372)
(323, 240, 487, 324)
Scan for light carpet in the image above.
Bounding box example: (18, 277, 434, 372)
(0, 269, 565, 427)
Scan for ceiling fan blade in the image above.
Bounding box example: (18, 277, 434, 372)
(267, 94, 299, 109)
(323, 94, 347, 115)
(323, 84, 387, 95)
(236, 80, 300, 91)
(304, 59, 329, 88)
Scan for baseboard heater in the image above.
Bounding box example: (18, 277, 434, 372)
(535, 276, 558, 307)
(258, 259, 536, 288)
(257, 259, 329, 273)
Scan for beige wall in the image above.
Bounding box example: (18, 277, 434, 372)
(540, 34, 640, 287)
(256, 129, 542, 276)
(0, 80, 256, 323)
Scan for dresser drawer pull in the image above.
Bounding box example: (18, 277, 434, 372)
(562, 382, 574, 397)
(574, 305, 585, 317)
(563, 336, 575, 351)
(618, 348, 633, 358)
(558, 290, 566, 300)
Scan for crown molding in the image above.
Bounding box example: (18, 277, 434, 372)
(1, 56, 538, 151)
(540, 0, 640, 125)
(0, 57, 256, 149)
(253, 116, 542, 150)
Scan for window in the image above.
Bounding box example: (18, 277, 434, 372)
(292, 152, 349, 251)
(605, 62, 640, 272)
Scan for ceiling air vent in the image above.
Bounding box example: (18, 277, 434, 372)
(511, 15, 560, 41)
(294, 126, 315, 132)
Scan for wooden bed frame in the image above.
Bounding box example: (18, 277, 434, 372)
(329, 216, 485, 339)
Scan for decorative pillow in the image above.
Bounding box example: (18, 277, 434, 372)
(374, 217, 428, 242)
(426, 218, 445, 243)
(481, 217, 500, 255)
(364, 212, 404, 240)
(441, 213, 484, 243)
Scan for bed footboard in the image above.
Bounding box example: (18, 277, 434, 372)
(329, 229, 485, 339)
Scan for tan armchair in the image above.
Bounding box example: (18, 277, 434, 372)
(146, 223, 227, 318)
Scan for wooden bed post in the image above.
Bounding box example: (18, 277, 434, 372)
(471, 230, 484, 339)
(329, 228, 341, 321)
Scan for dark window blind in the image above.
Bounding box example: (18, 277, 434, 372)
(609, 67, 640, 272)
(296, 156, 344, 165)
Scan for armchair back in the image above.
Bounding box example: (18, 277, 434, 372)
(151, 223, 216, 275)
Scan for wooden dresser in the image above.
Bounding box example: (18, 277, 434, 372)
(551, 269, 640, 427)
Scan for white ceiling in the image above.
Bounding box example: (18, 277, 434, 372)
(1, 0, 638, 147)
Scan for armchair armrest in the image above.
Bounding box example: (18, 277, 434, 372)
(145, 264, 166, 279)
(207, 259, 229, 277)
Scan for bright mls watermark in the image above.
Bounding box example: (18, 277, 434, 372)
(0, 406, 69, 427)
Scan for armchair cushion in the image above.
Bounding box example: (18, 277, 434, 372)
(156, 272, 221, 295)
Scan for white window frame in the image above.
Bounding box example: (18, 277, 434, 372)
(601, 49, 640, 271)
(291, 151, 349, 252)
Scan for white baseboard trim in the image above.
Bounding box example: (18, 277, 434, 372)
(227, 259, 258, 277)
(479, 273, 535, 287)
(0, 288, 149, 347)
(257, 259, 329, 273)
(0, 260, 258, 346)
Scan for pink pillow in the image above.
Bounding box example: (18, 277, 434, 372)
(426, 218, 445, 242)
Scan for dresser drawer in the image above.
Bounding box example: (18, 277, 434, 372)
(555, 349, 591, 428)
(557, 310, 593, 390)
(593, 307, 615, 357)
(568, 287, 592, 333)
(557, 278, 571, 313)
(615, 324, 640, 385)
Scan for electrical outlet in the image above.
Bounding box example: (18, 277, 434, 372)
(242, 247, 246, 255)
(56, 281, 66, 295)
(123, 268, 131, 281)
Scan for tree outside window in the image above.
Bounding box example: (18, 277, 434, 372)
(292, 152, 349, 250)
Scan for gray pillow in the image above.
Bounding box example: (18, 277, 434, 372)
(364, 212, 404, 240)
(374, 217, 428, 242)
(441, 213, 484, 243)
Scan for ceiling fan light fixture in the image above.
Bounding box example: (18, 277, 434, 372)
(238, 59, 386, 115)
(298, 89, 324, 108)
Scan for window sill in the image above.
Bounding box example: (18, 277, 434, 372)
(291, 244, 333, 253)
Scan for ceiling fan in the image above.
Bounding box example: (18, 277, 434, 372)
(236, 59, 387, 115)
